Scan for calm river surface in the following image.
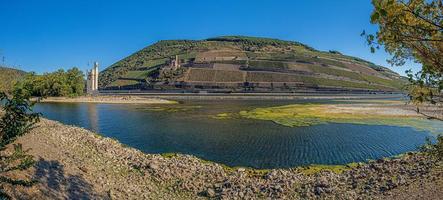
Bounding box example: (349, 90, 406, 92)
(34, 99, 439, 169)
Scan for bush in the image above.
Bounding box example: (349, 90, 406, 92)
(0, 89, 41, 198)
(422, 135, 443, 161)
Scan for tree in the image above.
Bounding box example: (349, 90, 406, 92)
(364, 0, 443, 72)
(0, 89, 41, 198)
(364, 0, 443, 118)
(15, 67, 85, 97)
(66, 67, 85, 96)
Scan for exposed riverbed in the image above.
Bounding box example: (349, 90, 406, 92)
(5, 118, 443, 199)
(34, 97, 443, 169)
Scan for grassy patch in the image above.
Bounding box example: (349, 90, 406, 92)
(109, 79, 140, 87)
(308, 65, 364, 81)
(160, 153, 179, 158)
(212, 113, 237, 119)
(362, 74, 405, 89)
(123, 70, 151, 79)
(297, 164, 355, 175)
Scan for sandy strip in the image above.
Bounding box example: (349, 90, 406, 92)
(39, 96, 177, 104)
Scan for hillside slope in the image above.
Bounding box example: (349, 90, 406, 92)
(0, 66, 26, 92)
(99, 36, 407, 92)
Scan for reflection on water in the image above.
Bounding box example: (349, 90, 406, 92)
(34, 100, 439, 169)
(87, 104, 99, 132)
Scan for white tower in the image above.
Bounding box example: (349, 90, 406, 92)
(87, 61, 99, 94)
(93, 62, 99, 90)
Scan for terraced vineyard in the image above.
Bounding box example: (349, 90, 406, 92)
(99, 36, 408, 92)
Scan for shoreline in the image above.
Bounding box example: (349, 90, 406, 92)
(100, 92, 405, 101)
(4, 117, 442, 199)
(39, 95, 177, 104)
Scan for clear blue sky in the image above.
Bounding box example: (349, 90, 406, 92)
(0, 0, 420, 75)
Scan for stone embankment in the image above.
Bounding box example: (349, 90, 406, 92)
(4, 119, 442, 199)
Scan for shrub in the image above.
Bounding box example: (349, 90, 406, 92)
(422, 135, 443, 161)
(0, 89, 41, 198)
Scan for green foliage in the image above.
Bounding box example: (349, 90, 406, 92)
(0, 90, 40, 146)
(405, 69, 442, 105)
(365, 0, 442, 112)
(0, 89, 41, 198)
(421, 136, 443, 160)
(206, 35, 316, 51)
(365, 0, 443, 73)
(15, 67, 85, 97)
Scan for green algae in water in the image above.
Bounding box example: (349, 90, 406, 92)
(140, 105, 202, 112)
(217, 104, 443, 134)
(212, 113, 239, 120)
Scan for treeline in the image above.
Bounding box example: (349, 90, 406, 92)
(15, 67, 85, 97)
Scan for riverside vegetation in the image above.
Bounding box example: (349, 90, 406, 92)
(0, 66, 86, 98)
(15, 67, 85, 97)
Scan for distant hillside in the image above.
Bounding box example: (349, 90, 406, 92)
(99, 36, 408, 92)
(0, 67, 26, 92)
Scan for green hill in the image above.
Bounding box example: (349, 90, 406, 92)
(0, 66, 26, 92)
(99, 36, 407, 92)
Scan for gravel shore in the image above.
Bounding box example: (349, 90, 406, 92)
(3, 118, 442, 199)
(39, 95, 176, 104)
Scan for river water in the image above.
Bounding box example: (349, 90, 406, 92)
(34, 99, 439, 169)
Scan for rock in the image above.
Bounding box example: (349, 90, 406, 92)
(206, 188, 216, 198)
(314, 186, 325, 195)
(237, 168, 246, 172)
(79, 166, 88, 173)
(265, 170, 278, 180)
(148, 162, 159, 170)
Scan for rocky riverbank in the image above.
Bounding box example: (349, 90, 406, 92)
(39, 95, 176, 104)
(3, 118, 442, 199)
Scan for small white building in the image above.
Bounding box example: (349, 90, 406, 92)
(86, 62, 99, 94)
(170, 55, 181, 70)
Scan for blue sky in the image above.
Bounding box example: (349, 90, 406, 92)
(0, 0, 420, 75)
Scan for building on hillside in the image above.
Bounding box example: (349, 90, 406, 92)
(86, 62, 99, 94)
(169, 55, 181, 70)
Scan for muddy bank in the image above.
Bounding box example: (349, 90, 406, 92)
(3, 118, 442, 199)
(39, 95, 176, 104)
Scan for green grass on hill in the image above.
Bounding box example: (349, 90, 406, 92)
(0, 67, 26, 92)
